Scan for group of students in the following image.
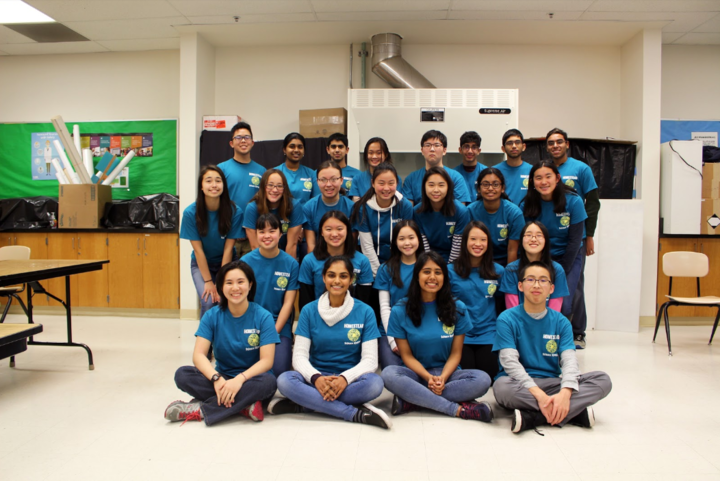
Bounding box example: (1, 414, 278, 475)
(166, 122, 611, 434)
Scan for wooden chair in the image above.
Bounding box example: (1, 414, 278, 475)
(0, 246, 31, 323)
(653, 251, 720, 355)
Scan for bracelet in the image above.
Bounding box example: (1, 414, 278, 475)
(240, 372, 247, 381)
(204, 279, 212, 283)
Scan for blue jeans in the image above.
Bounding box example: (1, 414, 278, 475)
(277, 371, 384, 421)
(381, 366, 491, 417)
(190, 258, 221, 318)
(273, 335, 293, 378)
(174, 366, 277, 426)
(555, 247, 587, 337)
(378, 335, 403, 370)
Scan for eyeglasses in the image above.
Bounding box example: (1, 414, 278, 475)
(233, 135, 252, 142)
(266, 183, 284, 191)
(423, 143, 443, 150)
(522, 277, 552, 286)
(318, 177, 341, 185)
(523, 233, 544, 240)
(547, 139, 565, 146)
(461, 145, 479, 152)
(480, 182, 501, 189)
(505, 140, 523, 146)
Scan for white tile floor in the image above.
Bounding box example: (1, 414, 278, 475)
(1, 313, 720, 481)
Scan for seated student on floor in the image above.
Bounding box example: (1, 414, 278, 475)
(381, 251, 493, 422)
(500, 220, 569, 312)
(492, 261, 612, 435)
(270, 256, 391, 429)
(241, 214, 299, 378)
(165, 261, 279, 426)
(373, 220, 425, 369)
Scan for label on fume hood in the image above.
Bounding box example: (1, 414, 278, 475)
(421, 108, 445, 122)
(479, 108, 511, 114)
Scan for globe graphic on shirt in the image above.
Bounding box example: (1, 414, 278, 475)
(565, 179, 575, 188)
(248, 333, 260, 347)
(449, 225, 455, 235)
(499, 227, 508, 239)
(560, 216, 570, 227)
(347, 328, 361, 342)
(488, 284, 497, 296)
(546, 339, 557, 354)
(282, 223, 289, 233)
(251, 176, 260, 186)
(345, 179, 352, 190)
(442, 324, 455, 335)
(277, 276, 288, 289)
(522, 178, 529, 187)
(304, 181, 313, 190)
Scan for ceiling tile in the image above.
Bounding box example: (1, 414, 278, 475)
(188, 13, 317, 25)
(580, 11, 717, 31)
(662, 32, 685, 42)
(24, 0, 186, 22)
(589, 0, 720, 12)
(0, 25, 35, 44)
(311, 0, 450, 12)
(693, 12, 720, 31)
(451, 0, 593, 11)
(63, 17, 188, 41)
(447, 11, 582, 20)
(673, 32, 720, 43)
(168, 0, 313, 17)
(316, 11, 447, 21)
(96, 37, 181, 51)
(0, 41, 108, 55)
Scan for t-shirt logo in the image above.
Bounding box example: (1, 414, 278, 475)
(499, 227, 508, 239)
(345, 179, 352, 189)
(304, 180, 313, 190)
(564, 179, 575, 188)
(248, 333, 260, 347)
(488, 284, 497, 296)
(522, 177, 529, 188)
(281, 222, 289, 233)
(347, 328, 361, 342)
(277, 276, 288, 288)
(442, 324, 455, 335)
(546, 339, 557, 354)
(449, 225, 455, 235)
(352, 271, 358, 286)
(251, 176, 260, 186)
(560, 215, 570, 227)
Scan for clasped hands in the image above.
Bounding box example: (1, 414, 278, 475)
(314, 375, 348, 401)
(427, 375, 446, 395)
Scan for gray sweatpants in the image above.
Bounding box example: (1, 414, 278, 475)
(493, 371, 612, 426)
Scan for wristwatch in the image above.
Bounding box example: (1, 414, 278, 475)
(211, 373, 222, 382)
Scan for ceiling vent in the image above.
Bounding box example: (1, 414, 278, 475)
(371, 33, 435, 89)
(5, 23, 88, 42)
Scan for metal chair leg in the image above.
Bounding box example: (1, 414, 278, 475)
(664, 303, 673, 356)
(709, 306, 720, 345)
(0, 296, 13, 323)
(653, 303, 667, 342)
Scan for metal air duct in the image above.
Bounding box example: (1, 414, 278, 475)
(370, 33, 435, 89)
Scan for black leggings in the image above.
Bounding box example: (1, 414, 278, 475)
(460, 344, 498, 382)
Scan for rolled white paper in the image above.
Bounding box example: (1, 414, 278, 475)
(102, 150, 135, 185)
(51, 158, 69, 184)
(82, 148, 93, 177)
(65, 168, 80, 185)
(73, 124, 81, 158)
(51, 116, 91, 184)
(53, 139, 76, 176)
(55, 172, 68, 185)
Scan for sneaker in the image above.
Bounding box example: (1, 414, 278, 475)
(239, 400, 264, 422)
(351, 403, 392, 429)
(568, 406, 595, 428)
(267, 397, 302, 415)
(458, 401, 493, 423)
(391, 395, 419, 416)
(574, 334, 586, 350)
(164, 400, 204, 424)
(511, 409, 546, 435)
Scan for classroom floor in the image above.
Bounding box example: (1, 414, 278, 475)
(1, 313, 719, 481)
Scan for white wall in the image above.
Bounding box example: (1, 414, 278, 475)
(0, 50, 179, 122)
(662, 45, 720, 120)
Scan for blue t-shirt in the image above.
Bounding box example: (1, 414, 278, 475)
(499, 260, 569, 303)
(295, 299, 380, 373)
(467, 199, 524, 262)
(448, 263, 504, 346)
(520, 193, 587, 257)
(494, 161, 532, 205)
(341, 165, 362, 197)
(403, 167, 472, 204)
(302, 195, 355, 235)
(388, 299, 472, 369)
(276, 163, 320, 203)
(241, 249, 299, 339)
(299, 251, 374, 299)
(195, 303, 280, 377)
(180, 202, 245, 263)
(453, 164, 483, 202)
(413, 200, 470, 262)
(557, 157, 598, 201)
(243, 200, 305, 250)
(218, 159, 266, 210)
(373, 261, 415, 308)
(493, 305, 575, 380)
(354, 198, 414, 264)
(348, 170, 404, 198)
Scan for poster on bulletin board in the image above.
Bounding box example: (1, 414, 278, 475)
(0, 119, 177, 201)
(661, 120, 720, 146)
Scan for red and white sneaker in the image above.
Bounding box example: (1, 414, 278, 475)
(239, 400, 264, 422)
(164, 400, 204, 425)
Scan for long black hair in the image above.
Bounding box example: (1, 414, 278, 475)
(362, 137, 393, 168)
(385, 219, 425, 288)
(215, 260, 256, 309)
(523, 161, 576, 218)
(350, 162, 400, 225)
(314, 210, 356, 261)
(322, 255, 354, 277)
(476, 167, 510, 203)
(452, 221, 500, 280)
(405, 251, 457, 328)
(518, 220, 554, 274)
(417, 166, 456, 216)
(196, 165, 235, 237)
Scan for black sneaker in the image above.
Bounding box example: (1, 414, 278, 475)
(458, 401, 493, 423)
(267, 397, 302, 415)
(574, 334, 586, 350)
(391, 395, 419, 416)
(568, 406, 595, 428)
(511, 409, 547, 435)
(352, 403, 392, 429)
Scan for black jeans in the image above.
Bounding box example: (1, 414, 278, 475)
(460, 344, 498, 382)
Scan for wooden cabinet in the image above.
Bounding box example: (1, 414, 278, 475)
(107, 234, 144, 308)
(46, 232, 108, 307)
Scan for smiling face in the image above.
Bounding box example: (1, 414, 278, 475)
(418, 259, 444, 296)
(321, 217, 347, 250)
(522, 223, 545, 255)
(201, 169, 224, 198)
(229, 128, 254, 156)
(479, 173, 503, 202)
(396, 226, 420, 258)
(518, 265, 554, 305)
(327, 140, 348, 162)
(425, 173, 448, 206)
(366, 142, 386, 169)
(323, 260, 352, 297)
(257, 223, 281, 251)
(284, 138, 305, 164)
(459, 142, 480, 164)
(546, 133, 569, 161)
(466, 227, 488, 260)
(373, 171, 398, 203)
(533, 166, 560, 200)
(265, 173, 285, 204)
(222, 268, 251, 307)
(318, 166, 343, 199)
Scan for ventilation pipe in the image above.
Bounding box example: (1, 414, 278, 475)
(370, 33, 435, 89)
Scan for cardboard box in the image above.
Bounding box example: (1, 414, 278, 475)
(59, 184, 112, 229)
(203, 116, 242, 131)
(701, 197, 720, 235)
(299, 108, 347, 138)
(702, 162, 720, 199)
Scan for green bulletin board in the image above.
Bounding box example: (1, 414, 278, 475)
(0, 119, 177, 200)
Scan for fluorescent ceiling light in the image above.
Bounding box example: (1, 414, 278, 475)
(0, 0, 54, 24)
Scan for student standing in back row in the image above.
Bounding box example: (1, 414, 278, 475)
(349, 137, 402, 201)
(494, 129, 532, 206)
(454, 131, 484, 201)
(325, 133, 360, 198)
(218, 122, 266, 258)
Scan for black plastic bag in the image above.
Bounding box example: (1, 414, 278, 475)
(0, 196, 58, 230)
(104, 193, 179, 230)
